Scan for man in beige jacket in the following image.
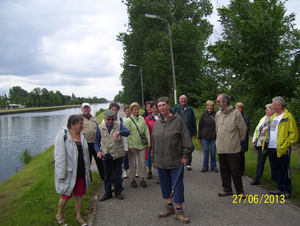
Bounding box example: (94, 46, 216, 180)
(215, 94, 247, 198)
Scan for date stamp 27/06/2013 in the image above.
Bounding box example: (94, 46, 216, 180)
(233, 194, 285, 204)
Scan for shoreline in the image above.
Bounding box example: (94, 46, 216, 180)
(0, 105, 81, 115)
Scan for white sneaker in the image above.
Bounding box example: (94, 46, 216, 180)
(123, 170, 128, 178)
(135, 173, 139, 178)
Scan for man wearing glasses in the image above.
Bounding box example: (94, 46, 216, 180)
(94, 110, 130, 201)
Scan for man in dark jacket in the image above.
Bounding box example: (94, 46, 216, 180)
(235, 102, 250, 175)
(172, 95, 197, 171)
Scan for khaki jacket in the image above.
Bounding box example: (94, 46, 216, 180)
(215, 106, 247, 154)
(82, 115, 99, 143)
(99, 122, 126, 159)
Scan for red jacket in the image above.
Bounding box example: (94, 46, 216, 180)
(145, 113, 160, 159)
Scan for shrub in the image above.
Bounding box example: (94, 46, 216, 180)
(95, 108, 105, 117)
(17, 148, 36, 166)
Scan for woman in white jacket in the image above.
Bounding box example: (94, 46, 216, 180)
(54, 115, 91, 226)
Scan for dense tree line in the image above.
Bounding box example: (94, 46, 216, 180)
(116, 0, 300, 132)
(0, 86, 107, 108)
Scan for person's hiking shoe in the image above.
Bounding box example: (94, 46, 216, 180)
(269, 189, 284, 195)
(99, 194, 113, 201)
(115, 193, 124, 200)
(201, 168, 207, 172)
(147, 171, 153, 179)
(186, 165, 192, 171)
(211, 168, 219, 172)
(140, 179, 147, 188)
(174, 209, 190, 223)
(250, 180, 260, 185)
(158, 205, 175, 218)
(131, 179, 137, 188)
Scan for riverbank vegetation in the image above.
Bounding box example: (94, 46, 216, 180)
(0, 145, 101, 225)
(0, 86, 108, 108)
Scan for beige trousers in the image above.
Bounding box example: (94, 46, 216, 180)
(127, 148, 147, 179)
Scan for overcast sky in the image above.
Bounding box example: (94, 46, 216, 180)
(0, 0, 299, 100)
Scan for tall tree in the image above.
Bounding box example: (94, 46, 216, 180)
(9, 86, 27, 105)
(208, 0, 300, 108)
(118, 0, 213, 106)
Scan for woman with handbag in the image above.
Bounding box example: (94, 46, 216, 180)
(124, 102, 151, 188)
(250, 104, 275, 185)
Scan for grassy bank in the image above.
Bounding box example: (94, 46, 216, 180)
(0, 145, 101, 225)
(0, 105, 81, 115)
(0, 109, 108, 225)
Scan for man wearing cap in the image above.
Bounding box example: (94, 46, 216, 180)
(94, 110, 130, 201)
(81, 103, 105, 181)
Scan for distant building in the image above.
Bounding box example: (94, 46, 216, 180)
(8, 104, 24, 109)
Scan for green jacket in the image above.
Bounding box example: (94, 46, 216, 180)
(124, 114, 150, 150)
(262, 109, 299, 157)
(151, 112, 194, 169)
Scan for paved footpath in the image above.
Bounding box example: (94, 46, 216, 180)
(89, 106, 300, 226)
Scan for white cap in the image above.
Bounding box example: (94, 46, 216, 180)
(81, 102, 90, 108)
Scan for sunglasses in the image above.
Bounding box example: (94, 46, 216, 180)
(106, 118, 115, 121)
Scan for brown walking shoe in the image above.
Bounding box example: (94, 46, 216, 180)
(174, 209, 190, 223)
(131, 179, 137, 188)
(158, 205, 175, 218)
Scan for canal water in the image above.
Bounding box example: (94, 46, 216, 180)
(0, 103, 110, 184)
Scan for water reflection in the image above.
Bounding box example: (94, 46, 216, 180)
(0, 103, 109, 184)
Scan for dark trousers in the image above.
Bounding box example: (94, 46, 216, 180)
(88, 143, 105, 181)
(253, 147, 269, 183)
(102, 157, 123, 195)
(219, 153, 244, 194)
(268, 148, 292, 194)
(187, 135, 193, 166)
(123, 153, 129, 170)
(240, 152, 245, 175)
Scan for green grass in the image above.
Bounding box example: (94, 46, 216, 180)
(0, 146, 101, 226)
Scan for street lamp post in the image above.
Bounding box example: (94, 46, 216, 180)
(129, 64, 144, 109)
(145, 13, 177, 105)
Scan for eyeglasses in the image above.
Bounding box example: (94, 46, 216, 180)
(106, 118, 115, 121)
(217, 100, 221, 103)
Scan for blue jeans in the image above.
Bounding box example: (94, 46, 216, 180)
(102, 157, 123, 195)
(202, 139, 216, 169)
(146, 149, 152, 167)
(157, 167, 184, 204)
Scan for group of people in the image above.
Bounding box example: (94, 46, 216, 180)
(53, 94, 298, 225)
